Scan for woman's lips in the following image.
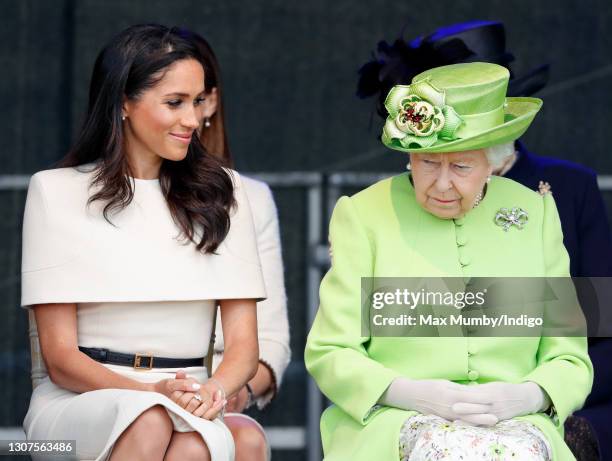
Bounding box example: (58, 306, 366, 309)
(169, 132, 193, 144)
(431, 197, 459, 204)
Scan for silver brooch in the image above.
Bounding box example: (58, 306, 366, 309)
(494, 207, 528, 231)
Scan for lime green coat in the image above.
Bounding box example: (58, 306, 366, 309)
(305, 174, 592, 461)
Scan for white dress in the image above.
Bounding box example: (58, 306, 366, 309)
(21, 166, 266, 461)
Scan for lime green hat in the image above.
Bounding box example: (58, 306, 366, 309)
(381, 62, 542, 153)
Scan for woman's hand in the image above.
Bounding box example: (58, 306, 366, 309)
(157, 371, 227, 420)
(454, 381, 549, 422)
(225, 386, 249, 413)
(380, 378, 498, 426)
(193, 384, 226, 420)
(152, 370, 206, 403)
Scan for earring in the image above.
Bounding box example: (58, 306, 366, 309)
(122, 115, 126, 121)
(204, 117, 211, 128)
(406, 162, 411, 171)
(473, 190, 483, 208)
(486, 175, 491, 183)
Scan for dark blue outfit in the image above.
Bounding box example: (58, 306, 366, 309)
(506, 141, 612, 459)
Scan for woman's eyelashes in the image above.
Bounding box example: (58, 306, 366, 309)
(422, 159, 440, 168)
(165, 96, 206, 108)
(420, 159, 473, 176)
(453, 164, 472, 171)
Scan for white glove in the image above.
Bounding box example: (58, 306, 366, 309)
(453, 381, 550, 422)
(380, 378, 498, 426)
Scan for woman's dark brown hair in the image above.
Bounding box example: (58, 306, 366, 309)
(191, 32, 233, 167)
(59, 24, 234, 254)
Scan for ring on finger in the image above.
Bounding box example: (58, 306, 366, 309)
(193, 393, 202, 402)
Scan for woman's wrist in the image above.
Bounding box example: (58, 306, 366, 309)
(207, 377, 226, 401)
(249, 361, 275, 397)
(524, 381, 550, 412)
(143, 382, 156, 393)
(244, 382, 255, 409)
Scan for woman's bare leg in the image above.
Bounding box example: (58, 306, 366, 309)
(164, 431, 211, 461)
(109, 405, 173, 461)
(225, 415, 268, 461)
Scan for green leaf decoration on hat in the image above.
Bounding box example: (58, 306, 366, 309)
(382, 79, 464, 149)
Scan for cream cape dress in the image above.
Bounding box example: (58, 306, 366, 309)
(21, 165, 266, 461)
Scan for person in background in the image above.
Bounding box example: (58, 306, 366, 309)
(357, 20, 612, 460)
(191, 31, 291, 461)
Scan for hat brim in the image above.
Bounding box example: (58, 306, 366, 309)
(383, 97, 542, 153)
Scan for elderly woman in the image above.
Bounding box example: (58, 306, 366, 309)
(305, 63, 592, 461)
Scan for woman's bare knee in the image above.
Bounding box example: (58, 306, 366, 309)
(110, 406, 173, 461)
(226, 416, 268, 461)
(165, 431, 211, 461)
(133, 406, 174, 434)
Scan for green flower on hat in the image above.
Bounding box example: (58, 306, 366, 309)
(382, 79, 464, 149)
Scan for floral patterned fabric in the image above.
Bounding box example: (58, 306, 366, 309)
(399, 414, 551, 461)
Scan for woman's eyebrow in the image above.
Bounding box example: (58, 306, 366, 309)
(162, 90, 205, 97)
(452, 156, 476, 163)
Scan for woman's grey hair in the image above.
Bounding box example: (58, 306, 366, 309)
(484, 142, 515, 168)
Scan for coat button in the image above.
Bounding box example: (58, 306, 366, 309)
(468, 345, 477, 356)
(454, 217, 465, 227)
(460, 255, 471, 266)
(456, 234, 468, 246)
(467, 370, 479, 381)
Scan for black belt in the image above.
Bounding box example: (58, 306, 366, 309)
(79, 347, 206, 370)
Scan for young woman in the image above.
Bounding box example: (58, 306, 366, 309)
(192, 31, 291, 461)
(21, 24, 265, 461)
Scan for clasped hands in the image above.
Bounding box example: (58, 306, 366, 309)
(383, 378, 549, 427)
(152, 370, 227, 420)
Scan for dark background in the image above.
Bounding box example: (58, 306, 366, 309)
(1, 1, 611, 460)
